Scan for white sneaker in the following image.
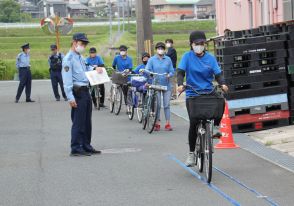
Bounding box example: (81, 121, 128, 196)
(185, 152, 196, 167)
(213, 126, 222, 138)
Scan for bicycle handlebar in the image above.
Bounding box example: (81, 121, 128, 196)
(178, 83, 225, 97)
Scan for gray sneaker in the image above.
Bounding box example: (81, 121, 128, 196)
(185, 152, 196, 167)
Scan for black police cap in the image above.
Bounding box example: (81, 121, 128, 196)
(72, 33, 89, 43)
(155, 42, 165, 49)
(119, 45, 128, 51)
(21, 43, 30, 49)
(189, 31, 207, 44)
(50, 44, 57, 49)
(89, 47, 97, 53)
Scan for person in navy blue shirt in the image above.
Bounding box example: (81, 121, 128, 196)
(85, 47, 106, 108)
(177, 31, 228, 167)
(112, 45, 133, 105)
(15, 43, 34, 103)
(165, 39, 178, 99)
(62, 33, 103, 156)
(145, 42, 174, 132)
(48, 44, 67, 101)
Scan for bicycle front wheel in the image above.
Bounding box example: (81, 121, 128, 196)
(126, 90, 134, 120)
(196, 126, 204, 173)
(147, 93, 158, 134)
(136, 93, 144, 123)
(142, 95, 149, 130)
(114, 86, 123, 115)
(204, 122, 213, 183)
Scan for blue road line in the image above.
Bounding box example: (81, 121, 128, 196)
(168, 154, 241, 206)
(213, 166, 279, 206)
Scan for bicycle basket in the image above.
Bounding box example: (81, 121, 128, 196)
(131, 76, 147, 88)
(149, 85, 167, 91)
(187, 95, 225, 120)
(111, 72, 128, 85)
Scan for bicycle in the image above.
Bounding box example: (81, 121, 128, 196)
(180, 84, 225, 183)
(141, 70, 168, 134)
(91, 84, 101, 110)
(126, 74, 147, 122)
(109, 69, 129, 115)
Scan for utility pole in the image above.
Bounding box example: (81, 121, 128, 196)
(135, 0, 153, 65)
(117, 0, 120, 34)
(122, 0, 125, 32)
(108, 0, 113, 45)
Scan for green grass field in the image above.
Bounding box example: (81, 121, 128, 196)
(0, 20, 216, 80)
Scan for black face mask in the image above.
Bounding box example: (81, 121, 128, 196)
(143, 61, 148, 65)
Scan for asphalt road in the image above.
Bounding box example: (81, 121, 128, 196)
(0, 80, 294, 206)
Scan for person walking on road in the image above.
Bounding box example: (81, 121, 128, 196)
(165, 39, 177, 100)
(85, 47, 105, 108)
(48, 44, 67, 101)
(145, 42, 174, 131)
(15, 43, 34, 103)
(112, 45, 133, 105)
(62, 33, 103, 156)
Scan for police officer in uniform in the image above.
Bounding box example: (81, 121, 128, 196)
(48, 44, 67, 101)
(15, 43, 34, 103)
(62, 33, 103, 156)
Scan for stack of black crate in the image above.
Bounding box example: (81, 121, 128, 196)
(286, 24, 294, 123)
(215, 23, 292, 132)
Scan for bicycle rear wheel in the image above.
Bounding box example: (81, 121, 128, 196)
(109, 85, 114, 113)
(114, 86, 123, 115)
(204, 122, 213, 183)
(147, 94, 158, 134)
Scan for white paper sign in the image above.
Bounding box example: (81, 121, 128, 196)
(85, 68, 110, 86)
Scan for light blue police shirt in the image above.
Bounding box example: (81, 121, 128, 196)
(62, 50, 93, 101)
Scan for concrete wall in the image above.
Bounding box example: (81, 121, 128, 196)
(216, 0, 284, 36)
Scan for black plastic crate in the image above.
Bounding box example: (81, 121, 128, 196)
(223, 64, 287, 78)
(216, 41, 287, 56)
(225, 71, 287, 85)
(226, 86, 288, 100)
(217, 49, 288, 64)
(287, 40, 294, 48)
(220, 58, 287, 70)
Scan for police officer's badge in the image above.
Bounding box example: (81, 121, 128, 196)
(64, 66, 69, 72)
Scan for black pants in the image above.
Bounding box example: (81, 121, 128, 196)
(50, 70, 66, 99)
(122, 84, 129, 105)
(91, 84, 105, 105)
(186, 99, 221, 152)
(71, 89, 93, 152)
(16, 68, 32, 101)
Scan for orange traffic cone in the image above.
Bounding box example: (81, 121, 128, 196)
(215, 101, 239, 149)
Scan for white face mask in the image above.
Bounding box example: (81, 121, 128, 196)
(120, 51, 127, 56)
(193, 45, 205, 54)
(157, 49, 165, 55)
(166, 43, 172, 48)
(75, 45, 85, 53)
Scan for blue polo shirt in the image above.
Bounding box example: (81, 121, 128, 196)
(112, 55, 133, 72)
(145, 54, 174, 90)
(85, 55, 104, 67)
(178, 51, 221, 97)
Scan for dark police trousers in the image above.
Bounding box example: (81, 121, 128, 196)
(71, 87, 93, 152)
(16, 67, 32, 100)
(50, 70, 66, 99)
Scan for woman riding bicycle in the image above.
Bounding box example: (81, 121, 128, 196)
(145, 42, 174, 131)
(177, 31, 228, 167)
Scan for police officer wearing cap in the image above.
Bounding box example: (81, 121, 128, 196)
(62, 33, 103, 156)
(15, 43, 34, 103)
(48, 44, 67, 101)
